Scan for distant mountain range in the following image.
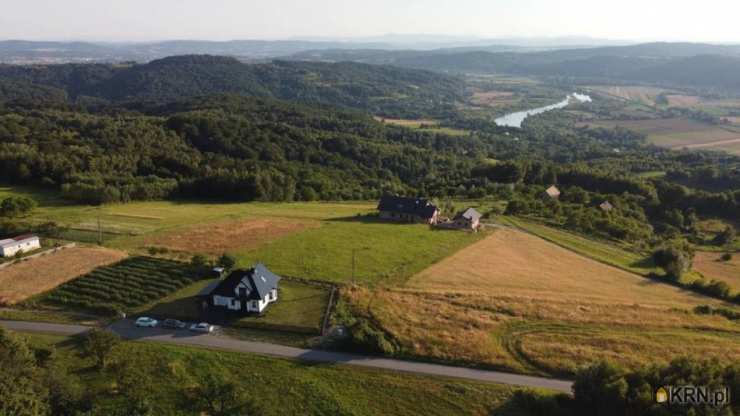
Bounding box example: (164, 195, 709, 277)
(4, 41, 740, 95)
(0, 37, 633, 64)
(293, 42, 740, 91)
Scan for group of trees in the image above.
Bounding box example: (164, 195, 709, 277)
(0, 327, 263, 416)
(509, 358, 739, 416)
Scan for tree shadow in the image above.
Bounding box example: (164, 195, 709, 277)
(326, 214, 385, 224)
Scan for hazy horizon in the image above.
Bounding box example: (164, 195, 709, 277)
(1, 0, 739, 44)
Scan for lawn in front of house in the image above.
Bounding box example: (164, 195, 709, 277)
(142, 278, 330, 334)
(231, 281, 330, 334)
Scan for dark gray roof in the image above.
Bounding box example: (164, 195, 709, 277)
(207, 263, 281, 300)
(454, 208, 482, 221)
(377, 195, 438, 219)
(197, 280, 222, 297)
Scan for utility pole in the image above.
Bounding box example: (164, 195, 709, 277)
(97, 208, 103, 246)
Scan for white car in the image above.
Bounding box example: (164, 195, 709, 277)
(189, 322, 214, 333)
(135, 317, 158, 328)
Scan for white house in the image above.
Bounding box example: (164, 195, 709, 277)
(202, 263, 280, 314)
(0, 235, 41, 257)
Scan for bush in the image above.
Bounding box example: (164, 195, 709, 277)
(652, 242, 694, 280)
(0, 196, 37, 218)
(721, 253, 733, 262)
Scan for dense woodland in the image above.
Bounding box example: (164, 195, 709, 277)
(1, 56, 739, 257)
(0, 56, 464, 118)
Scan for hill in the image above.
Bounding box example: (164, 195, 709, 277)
(294, 42, 740, 92)
(0, 55, 465, 117)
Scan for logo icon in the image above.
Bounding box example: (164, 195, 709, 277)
(656, 387, 669, 404)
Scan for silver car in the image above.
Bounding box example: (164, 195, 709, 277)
(189, 322, 214, 333)
(135, 317, 158, 328)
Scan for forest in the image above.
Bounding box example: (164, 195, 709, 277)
(1, 57, 739, 257)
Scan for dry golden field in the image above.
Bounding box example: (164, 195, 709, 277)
(345, 228, 740, 375)
(142, 218, 319, 255)
(408, 228, 713, 307)
(665, 94, 702, 107)
(0, 247, 127, 305)
(470, 91, 516, 107)
(580, 118, 740, 155)
(694, 251, 740, 289)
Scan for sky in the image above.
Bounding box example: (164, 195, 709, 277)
(0, 0, 738, 43)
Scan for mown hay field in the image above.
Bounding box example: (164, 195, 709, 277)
(579, 119, 740, 155)
(141, 217, 319, 254)
(694, 251, 740, 289)
(344, 227, 740, 376)
(407, 228, 713, 306)
(0, 246, 127, 305)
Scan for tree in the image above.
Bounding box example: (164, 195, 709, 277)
(111, 356, 155, 416)
(653, 241, 694, 280)
(79, 329, 121, 369)
(714, 225, 736, 247)
(0, 327, 50, 416)
(217, 253, 237, 271)
(572, 361, 628, 416)
(0, 196, 37, 218)
(184, 373, 262, 416)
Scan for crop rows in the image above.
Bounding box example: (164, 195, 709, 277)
(45, 256, 198, 314)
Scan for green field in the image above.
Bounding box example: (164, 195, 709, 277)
(17, 332, 536, 416)
(144, 278, 330, 334)
(40, 257, 201, 314)
(0, 183, 375, 248)
(235, 219, 484, 284)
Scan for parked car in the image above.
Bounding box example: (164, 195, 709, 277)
(135, 317, 158, 328)
(162, 319, 187, 329)
(189, 322, 214, 333)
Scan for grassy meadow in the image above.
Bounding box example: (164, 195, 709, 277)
(16, 332, 538, 416)
(234, 219, 484, 284)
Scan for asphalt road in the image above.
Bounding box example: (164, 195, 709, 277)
(1, 319, 573, 393)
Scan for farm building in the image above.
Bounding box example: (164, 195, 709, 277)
(444, 208, 483, 230)
(378, 195, 440, 224)
(0, 235, 40, 257)
(599, 201, 614, 212)
(200, 263, 281, 314)
(543, 186, 561, 200)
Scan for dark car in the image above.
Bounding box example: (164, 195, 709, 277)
(161, 319, 187, 329)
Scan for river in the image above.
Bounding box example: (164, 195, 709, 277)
(494, 93, 592, 128)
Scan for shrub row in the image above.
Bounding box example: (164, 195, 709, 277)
(44, 256, 198, 312)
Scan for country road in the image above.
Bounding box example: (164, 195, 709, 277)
(0, 319, 573, 393)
